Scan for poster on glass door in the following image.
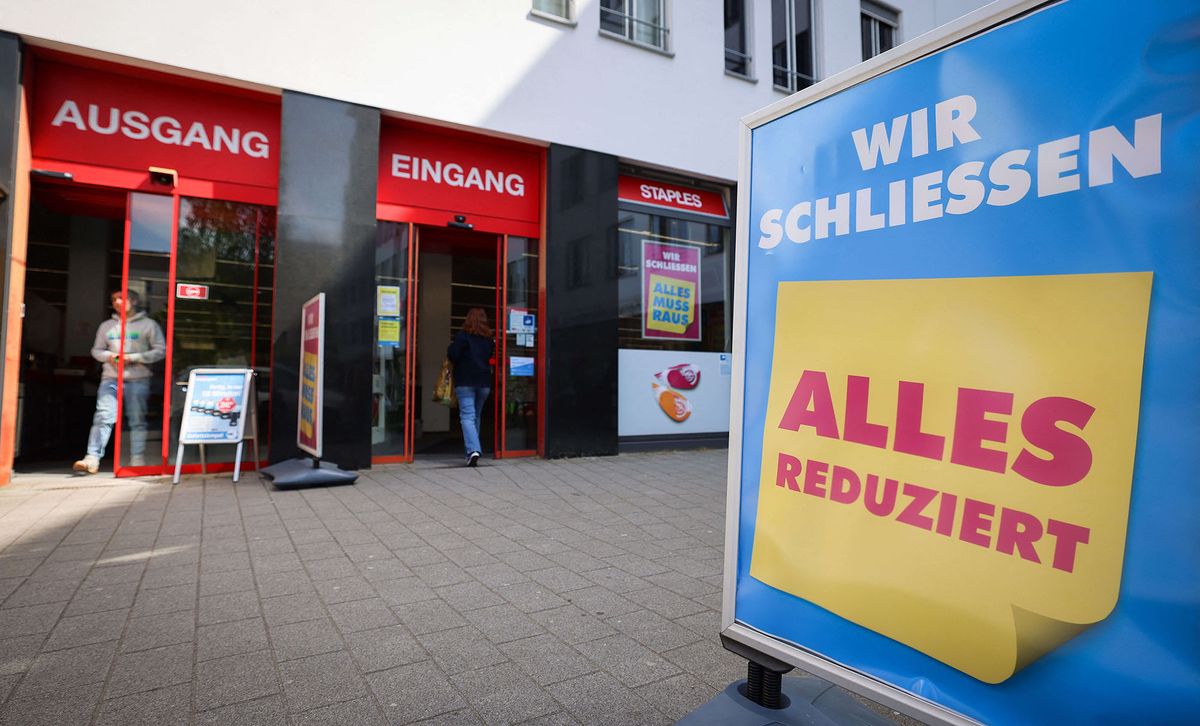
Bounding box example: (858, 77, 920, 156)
(642, 241, 701, 341)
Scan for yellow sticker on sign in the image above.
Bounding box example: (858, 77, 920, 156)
(646, 273, 695, 335)
(749, 272, 1151, 683)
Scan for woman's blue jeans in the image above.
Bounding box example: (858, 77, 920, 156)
(454, 386, 490, 459)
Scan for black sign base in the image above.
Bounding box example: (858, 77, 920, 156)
(260, 458, 358, 487)
(677, 676, 895, 726)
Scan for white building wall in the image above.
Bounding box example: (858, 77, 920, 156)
(0, 0, 990, 181)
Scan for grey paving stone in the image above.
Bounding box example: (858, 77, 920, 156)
(85, 562, 146, 586)
(304, 556, 357, 581)
(199, 589, 261, 625)
(248, 537, 295, 556)
(0, 682, 103, 726)
(262, 591, 326, 626)
(28, 559, 91, 583)
(375, 577, 438, 607)
(201, 552, 252, 573)
(94, 683, 191, 725)
(194, 651, 280, 711)
(255, 570, 315, 599)
(342, 542, 392, 562)
(366, 662, 466, 724)
(441, 545, 500, 569)
(393, 545, 448, 568)
(582, 567, 652, 594)
(327, 597, 398, 633)
(575, 633, 681, 688)
(14, 640, 116, 696)
(623, 586, 708, 620)
(528, 605, 620, 647)
(314, 576, 378, 605)
(198, 617, 270, 661)
(345, 625, 426, 673)
(411, 561, 472, 589)
(634, 672, 722, 722)
(2, 577, 79, 608)
(472, 535, 527, 556)
(433, 580, 504, 612)
(605, 609, 702, 653)
(497, 549, 557, 573)
(545, 671, 670, 726)
(451, 662, 559, 725)
(278, 651, 367, 713)
(0, 601, 66, 638)
(296, 541, 344, 562)
(358, 558, 414, 582)
(547, 549, 609, 573)
(292, 696, 385, 726)
(500, 634, 598, 687)
(462, 603, 545, 644)
(463, 562, 530, 588)
(0, 557, 45, 580)
(527, 566, 594, 595)
(200, 567, 256, 596)
(107, 642, 195, 697)
(0, 577, 22, 602)
(416, 625, 509, 676)
(64, 579, 139, 616)
(41, 607, 128, 651)
(495, 581, 569, 614)
(515, 711, 582, 726)
(0, 673, 18, 703)
(131, 584, 196, 619)
(0, 634, 43, 676)
(559, 586, 640, 619)
(269, 618, 344, 661)
(394, 598, 467, 635)
(138, 564, 199, 591)
(121, 610, 196, 652)
(644, 570, 719, 599)
(408, 708, 483, 725)
(194, 694, 288, 726)
(253, 552, 304, 574)
(662, 639, 746, 690)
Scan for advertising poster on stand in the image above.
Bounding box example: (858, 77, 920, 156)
(298, 293, 324, 458)
(726, 1, 1200, 724)
(642, 241, 701, 341)
(178, 370, 252, 444)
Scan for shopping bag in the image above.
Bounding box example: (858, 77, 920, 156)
(433, 358, 457, 406)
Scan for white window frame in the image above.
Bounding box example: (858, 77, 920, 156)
(861, 1, 900, 60)
(725, 0, 755, 80)
(530, 0, 575, 26)
(599, 0, 671, 54)
(773, 0, 817, 93)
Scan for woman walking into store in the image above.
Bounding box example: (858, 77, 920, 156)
(447, 307, 495, 467)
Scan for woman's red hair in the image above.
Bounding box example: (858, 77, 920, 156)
(462, 307, 492, 336)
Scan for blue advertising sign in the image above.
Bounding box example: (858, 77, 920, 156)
(727, 1, 1200, 723)
(178, 369, 254, 444)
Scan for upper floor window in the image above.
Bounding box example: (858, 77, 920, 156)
(532, 0, 573, 23)
(725, 0, 751, 76)
(861, 1, 898, 60)
(772, 0, 815, 92)
(601, 0, 669, 51)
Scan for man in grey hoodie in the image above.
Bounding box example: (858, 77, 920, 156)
(73, 290, 166, 474)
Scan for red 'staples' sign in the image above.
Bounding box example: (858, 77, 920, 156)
(377, 122, 541, 223)
(32, 60, 280, 188)
(619, 175, 728, 218)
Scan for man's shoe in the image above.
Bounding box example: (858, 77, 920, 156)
(467, 451, 480, 468)
(73, 455, 100, 475)
(128, 455, 146, 467)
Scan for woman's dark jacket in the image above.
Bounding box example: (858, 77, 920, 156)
(447, 331, 495, 387)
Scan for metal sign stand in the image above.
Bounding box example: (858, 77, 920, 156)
(173, 373, 259, 485)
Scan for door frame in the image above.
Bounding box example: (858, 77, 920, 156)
(20, 161, 277, 477)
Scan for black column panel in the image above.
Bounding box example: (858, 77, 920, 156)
(0, 34, 19, 418)
(545, 144, 619, 458)
(270, 92, 378, 469)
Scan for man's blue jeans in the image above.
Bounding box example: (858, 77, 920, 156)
(87, 378, 149, 460)
(454, 385, 490, 459)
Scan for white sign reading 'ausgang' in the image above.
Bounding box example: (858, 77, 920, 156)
(50, 100, 271, 158)
(391, 154, 526, 197)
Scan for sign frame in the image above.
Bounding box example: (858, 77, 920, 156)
(298, 293, 325, 458)
(721, 2, 1075, 725)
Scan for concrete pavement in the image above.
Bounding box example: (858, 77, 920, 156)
(0, 451, 910, 725)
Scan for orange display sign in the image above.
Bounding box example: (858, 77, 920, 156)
(750, 272, 1151, 683)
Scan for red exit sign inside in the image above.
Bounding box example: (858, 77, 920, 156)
(176, 283, 209, 300)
